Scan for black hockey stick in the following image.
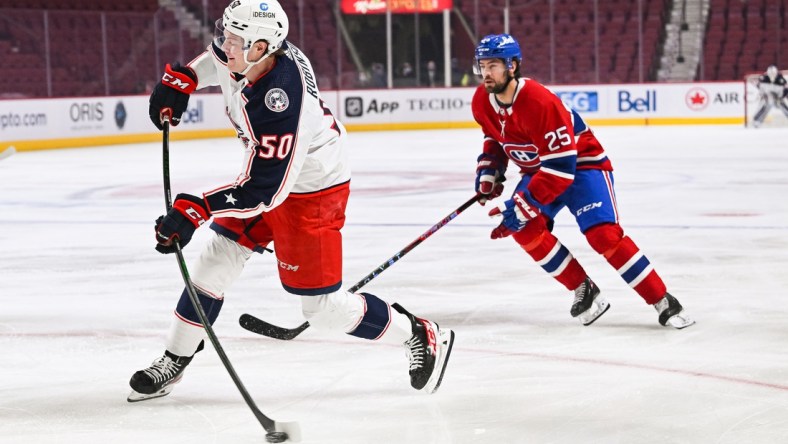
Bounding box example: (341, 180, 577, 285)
(239, 193, 483, 340)
(161, 117, 300, 443)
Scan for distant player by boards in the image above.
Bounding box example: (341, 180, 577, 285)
(752, 65, 788, 128)
(471, 34, 695, 329)
(128, 0, 454, 404)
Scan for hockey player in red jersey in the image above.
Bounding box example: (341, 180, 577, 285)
(471, 34, 694, 329)
(127, 0, 454, 402)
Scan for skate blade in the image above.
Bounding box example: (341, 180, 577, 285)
(424, 329, 455, 394)
(127, 384, 176, 403)
(665, 311, 695, 329)
(578, 296, 610, 326)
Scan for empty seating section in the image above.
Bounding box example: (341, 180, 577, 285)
(2, 0, 779, 98)
(0, 6, 205, 98)
(704, 0, 786, 80)
(454, 0, 670, 84)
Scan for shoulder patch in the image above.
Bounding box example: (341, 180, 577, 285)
(265, 88, 289, 113)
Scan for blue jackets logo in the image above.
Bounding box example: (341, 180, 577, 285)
(114, 101, 127, 129)
(555, 91, 598, 112)
(618, 90, 657, 112)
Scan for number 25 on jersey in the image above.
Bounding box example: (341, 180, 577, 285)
(544, 126, 571, 151)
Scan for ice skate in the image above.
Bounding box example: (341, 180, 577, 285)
(654, 293, 695, 329)
(570, 277, 610, 326)
(127, 341, 203, 402)
(393, 303, 455, 394)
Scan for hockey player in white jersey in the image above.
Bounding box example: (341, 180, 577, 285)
(752, 65, 788, 127)
(128, 0, 454, 402)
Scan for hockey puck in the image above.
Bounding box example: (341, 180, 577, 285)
(265, 431, 288, 443)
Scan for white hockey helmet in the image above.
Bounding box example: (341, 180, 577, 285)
(766, 65, 778, 79)
(214, 0, 289, 70)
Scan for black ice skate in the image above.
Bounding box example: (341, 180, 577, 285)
(654, 293, 695, 329)
(393, 303, 455, 394)
(127, 341, 204, 402)
(570, 277, 610, 326)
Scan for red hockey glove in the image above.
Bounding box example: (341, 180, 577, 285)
(475, 153, 506, 205)
(149, 63, 198, 130)
(488, 188, 541, 239)
(155, 193, 211, 254)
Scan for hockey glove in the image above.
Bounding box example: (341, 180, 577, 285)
(149, 63, 198, 130)
(155, 193, 211, 254)
(488, 188, 541, 239)
(475, 153, 506, 205)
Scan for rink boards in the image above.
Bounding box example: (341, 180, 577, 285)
(0, 81, 744, 152)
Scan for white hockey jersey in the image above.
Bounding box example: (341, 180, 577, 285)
(186, 41, 349, 218)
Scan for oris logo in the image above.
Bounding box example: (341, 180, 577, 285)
(70, 102, 103, 122)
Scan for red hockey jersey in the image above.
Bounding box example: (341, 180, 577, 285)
(471, 78, 612, 206)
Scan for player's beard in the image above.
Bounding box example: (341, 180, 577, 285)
(484, 73, 514, 94)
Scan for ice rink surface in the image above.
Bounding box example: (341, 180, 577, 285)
(1, 125, 788, 444)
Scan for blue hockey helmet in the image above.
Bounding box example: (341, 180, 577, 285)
(474, 34, 522, 75)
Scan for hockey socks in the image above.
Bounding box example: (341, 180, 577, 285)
(518, 229, 587, 291)
(348, 292, 395, 341)
(605, 236, 666, 304)
(174, 287, 224, 325)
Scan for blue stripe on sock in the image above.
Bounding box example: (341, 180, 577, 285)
(175, 288, 224, 325)
(620, 256, 651, 284)
(349, 292, 391, 340)
(541, 244, 570, 274)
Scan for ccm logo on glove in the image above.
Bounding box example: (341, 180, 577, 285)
(162, 64, 197, 93)
(154, 193, 211, 254)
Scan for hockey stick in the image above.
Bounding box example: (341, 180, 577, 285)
(239, 193, 483, 340)
(0, 146, 16, 161)
(161, 117, 300, 443)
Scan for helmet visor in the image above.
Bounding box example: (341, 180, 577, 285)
(213, 19, 226, 48)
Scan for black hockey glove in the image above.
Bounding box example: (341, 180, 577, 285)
(149, 63, 198, 130)
(154, 193, 211, 254)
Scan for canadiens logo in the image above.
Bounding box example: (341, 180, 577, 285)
(503, 143, 541, 170)
(265, 88, 289, 112)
